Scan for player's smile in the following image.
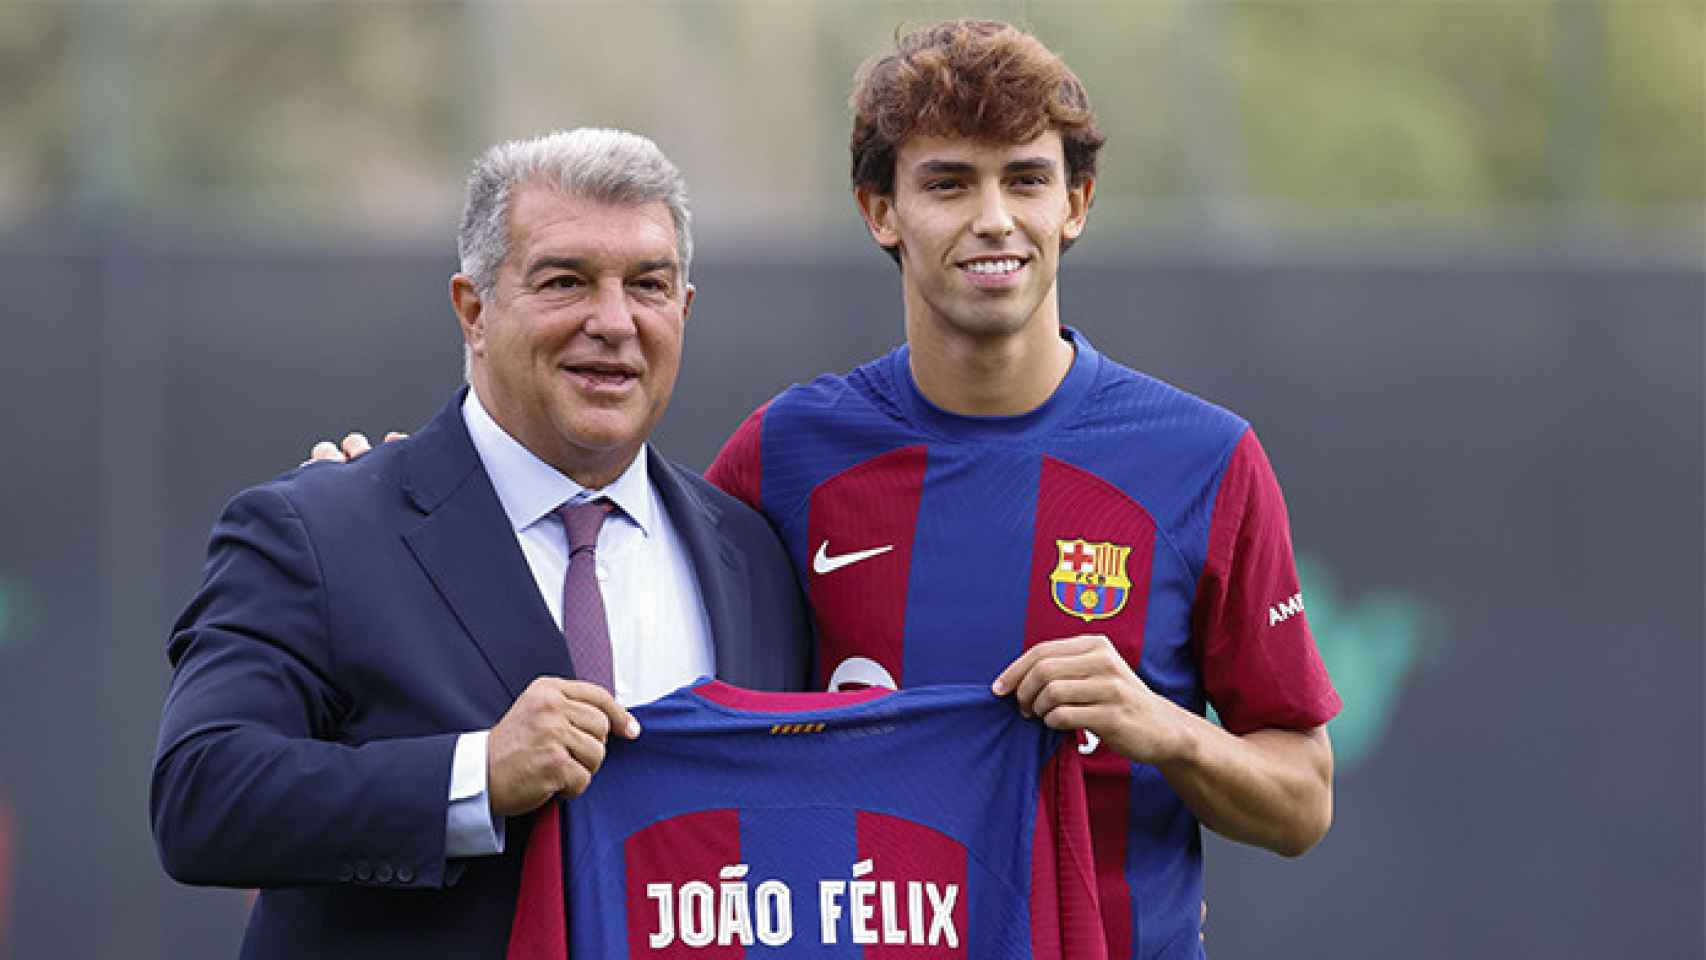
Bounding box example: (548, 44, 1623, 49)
(955, 254, 1030, 289)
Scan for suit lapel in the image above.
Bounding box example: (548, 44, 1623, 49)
(648, 450, 755, 684)
(401, 391, 571, 700)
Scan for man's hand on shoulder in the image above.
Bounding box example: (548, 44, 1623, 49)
(301, 430, 408, 467)
(486, 678, 640, 818)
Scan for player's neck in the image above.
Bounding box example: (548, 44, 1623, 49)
(904, 305, 1074, 417)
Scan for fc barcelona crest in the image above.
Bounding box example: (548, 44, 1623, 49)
(1050, 539, 1133, 622)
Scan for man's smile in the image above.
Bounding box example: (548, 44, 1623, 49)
(560, 359, 641, 392)
(956, 254, 1029, 287)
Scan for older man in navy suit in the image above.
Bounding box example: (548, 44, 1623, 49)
(152, 129, 812, 958)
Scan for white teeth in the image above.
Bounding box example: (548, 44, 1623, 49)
(964, 258, 1021, 275)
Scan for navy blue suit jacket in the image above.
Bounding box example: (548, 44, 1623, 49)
(152, 391, 812, 959)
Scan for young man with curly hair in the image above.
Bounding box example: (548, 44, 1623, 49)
(705, 19, 1340, 958)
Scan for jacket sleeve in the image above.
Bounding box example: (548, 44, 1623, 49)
(151, 484, 460, 890)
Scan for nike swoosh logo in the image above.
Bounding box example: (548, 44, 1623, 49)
(812, 540, 894, 575)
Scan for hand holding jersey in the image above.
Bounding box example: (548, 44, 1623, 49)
(995, 634, 1194, 765)
(994, 635, 1334, 858)
(486, 678, 640, 815)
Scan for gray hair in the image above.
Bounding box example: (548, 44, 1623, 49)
(457, 128, 693, 298)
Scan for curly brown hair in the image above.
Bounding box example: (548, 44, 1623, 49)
(849, 19, 1105, 197)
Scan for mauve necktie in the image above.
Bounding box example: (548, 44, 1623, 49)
(558, 499, 614, 693)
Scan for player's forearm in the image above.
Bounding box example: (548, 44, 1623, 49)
(1154, 717, 1334, 857)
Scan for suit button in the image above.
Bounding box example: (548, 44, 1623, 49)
(376, 863, 395, 883)
(397, 865, 415, 884)
(336, 863, 354, 882)
(355, 861, 372, 881)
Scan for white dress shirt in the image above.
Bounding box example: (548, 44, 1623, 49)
(445, 388, 715, 857)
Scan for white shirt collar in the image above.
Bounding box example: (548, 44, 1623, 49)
(461, 387, 653, 537)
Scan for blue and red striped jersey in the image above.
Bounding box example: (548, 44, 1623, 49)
(508, 681, 1105, 960)
(706, 328, 1340, 959)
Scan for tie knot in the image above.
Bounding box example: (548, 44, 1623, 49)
(558, 499, 613, 551)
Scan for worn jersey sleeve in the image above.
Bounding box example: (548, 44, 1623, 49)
(1193, 430, 1341, 735)
(705, 403, 769, 511)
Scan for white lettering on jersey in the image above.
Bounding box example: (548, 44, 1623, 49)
(753, 880, 792, 946)
(716, 864, 754, 946)
(813, 540, 894, 575)
(1267, 592, 1305, 627)
(677, 881, 714, 947)
(1078, 730, 1101, 755)
(646, 884, 675, 948)
(648, 865, 792, 948)
(649, 859, 959, 948)
(819, 859, 959, 947)
(827, 657, 898, 692)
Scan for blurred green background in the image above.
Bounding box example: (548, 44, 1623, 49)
(2, 1, 1699, 252)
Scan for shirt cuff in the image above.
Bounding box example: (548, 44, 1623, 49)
(445, 731, 505, 858)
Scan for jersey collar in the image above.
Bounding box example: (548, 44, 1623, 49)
(887, 326, 1102, 443)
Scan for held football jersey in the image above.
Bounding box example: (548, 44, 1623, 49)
(706, 327, 1342, 959)
(507, 681, 1105, 960)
